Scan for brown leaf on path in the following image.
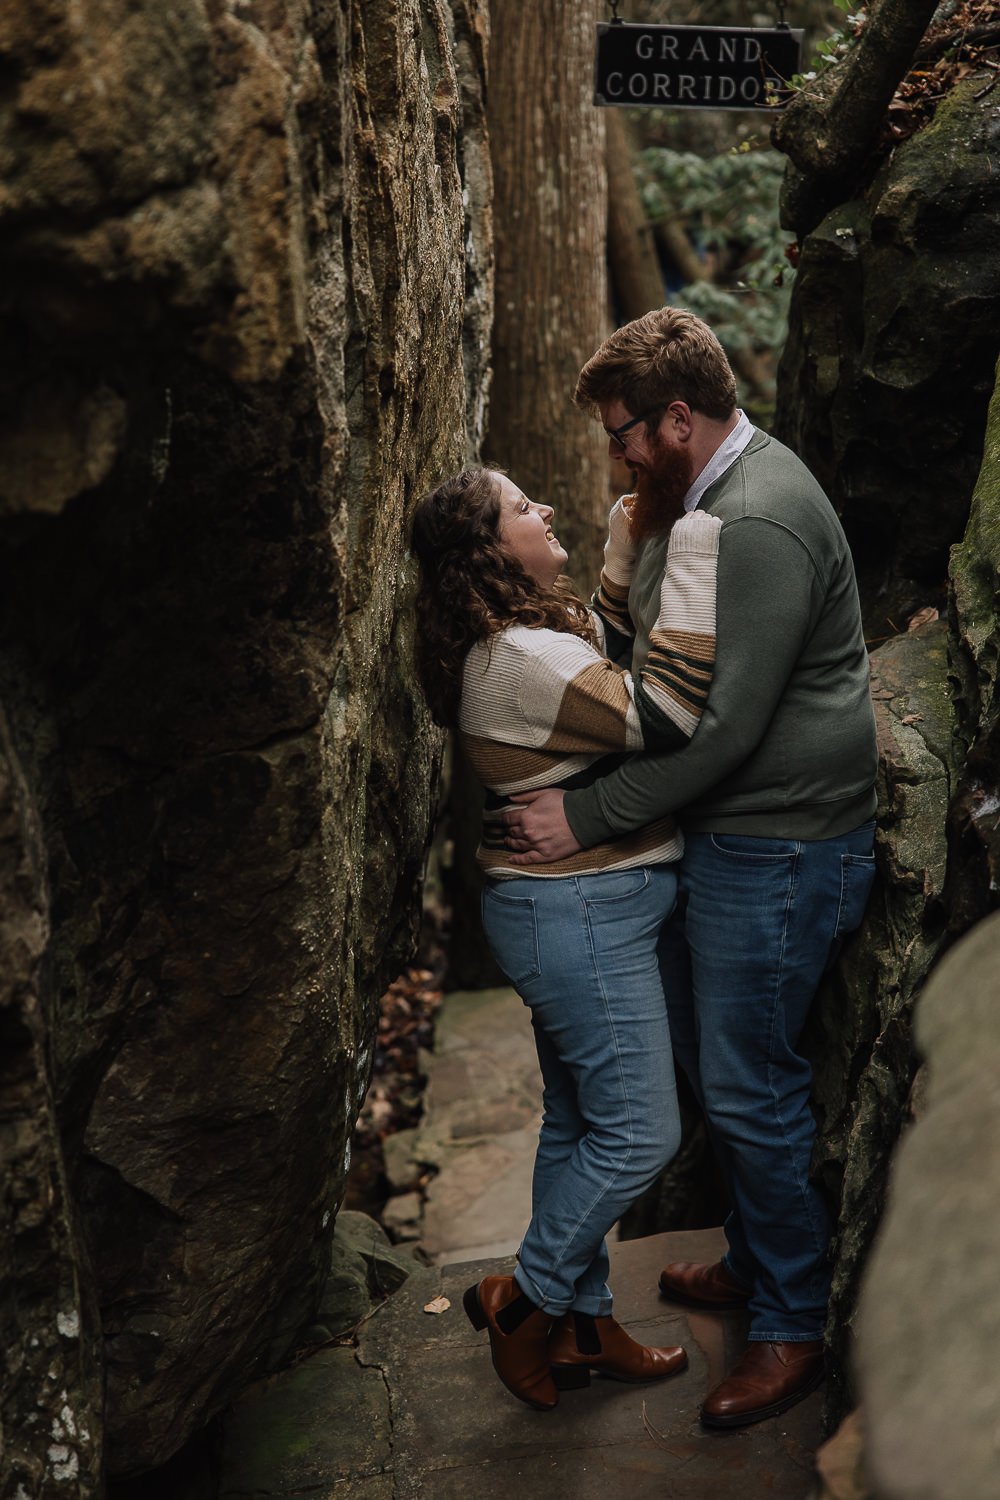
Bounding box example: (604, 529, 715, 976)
(423, 1295, 451, 1315)
(900, 713, 925, 725)
(907, 606, 939, 631)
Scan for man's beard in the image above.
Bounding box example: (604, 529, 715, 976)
(628, 441, 696, 543)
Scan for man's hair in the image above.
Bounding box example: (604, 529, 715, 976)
(575, 307, 737, 424)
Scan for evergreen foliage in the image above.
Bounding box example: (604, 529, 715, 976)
(635, 141, 791, 356)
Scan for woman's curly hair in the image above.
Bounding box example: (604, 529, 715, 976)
(411, 467, 596, 727)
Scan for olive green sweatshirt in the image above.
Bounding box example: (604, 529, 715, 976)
(564, 429, 878, 845)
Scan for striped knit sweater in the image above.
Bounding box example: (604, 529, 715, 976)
(460, 507, 721, 878)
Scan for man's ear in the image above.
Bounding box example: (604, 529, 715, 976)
(665, 401, 693, 440)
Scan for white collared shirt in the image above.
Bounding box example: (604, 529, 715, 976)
(683, 410, 754, 512)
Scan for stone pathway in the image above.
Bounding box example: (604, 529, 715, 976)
(219, 1228, 823, 1497)
(215, 987, 824, 1497)
(381, 987, 542, 1263)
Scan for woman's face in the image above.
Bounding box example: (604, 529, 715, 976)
(495, 475, 568, 587)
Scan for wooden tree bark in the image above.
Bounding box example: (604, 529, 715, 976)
(606, 111, 664, 324)
(486, 0, 609, 585)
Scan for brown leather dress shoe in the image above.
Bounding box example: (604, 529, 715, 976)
(657, 1258, 751, 1309)
(549, 1310, 688, 1389)
(700, 1339, 825, 1428)
(463, 1275, 557, 1410)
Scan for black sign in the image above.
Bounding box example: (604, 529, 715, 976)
(594, 22, 802, 111)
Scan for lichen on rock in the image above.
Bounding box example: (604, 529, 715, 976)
(0, 0, 491, 1484)
(804, 621, 960, 1416)
(776, 78, 1000, 636)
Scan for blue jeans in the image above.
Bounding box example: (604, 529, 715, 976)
(658, 823, 876, 1341)
(481, 865, 681, 1316)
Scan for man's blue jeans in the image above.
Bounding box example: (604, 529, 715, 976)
(481, 865, 681, 1316)
(657, 824, 876, 1342)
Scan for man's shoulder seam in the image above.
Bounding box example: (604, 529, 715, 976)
(719, 512, 823, 574)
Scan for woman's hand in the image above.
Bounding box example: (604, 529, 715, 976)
(603, 494, 639, 586)
(659, 510, 722, 610)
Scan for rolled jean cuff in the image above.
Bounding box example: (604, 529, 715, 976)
(569, 1292, 614, 1317)
(513, 1263, 570, 1317)
(747, 1330, 825, 1344)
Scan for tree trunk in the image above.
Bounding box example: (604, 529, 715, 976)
(486, 0, 609, 586)
(605, 111, 664, 324)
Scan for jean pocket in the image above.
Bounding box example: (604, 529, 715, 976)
(578, 867, 651, 906)
(481, 886, 541, 988)
(836, 853, 876, 938)
(709, 833, 799, 860)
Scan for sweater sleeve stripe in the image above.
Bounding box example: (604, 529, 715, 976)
(642, 663, 713, 710)
(635, 517, 720, 739)
(593, 572, 635, 640)
(544, 660, 640, 753)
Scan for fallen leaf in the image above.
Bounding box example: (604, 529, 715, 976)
(900, 713, 924, 726)
(907, 606, 939, 631)
(423, 1295, 451, 1315)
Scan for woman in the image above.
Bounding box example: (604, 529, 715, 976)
(411, 467, 720, 1412)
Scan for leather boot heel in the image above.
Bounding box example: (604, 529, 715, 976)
(552, 1364, 591, 1391)
(466, 1276, 558, 1410)
(463, 1284, 488, 1331)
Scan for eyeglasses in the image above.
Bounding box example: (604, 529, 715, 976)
(604, 408, 661, 454)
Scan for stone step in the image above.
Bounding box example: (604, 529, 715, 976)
(218, 1227, 823, 1498)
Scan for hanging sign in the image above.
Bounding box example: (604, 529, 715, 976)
(594, 23, 803, 111)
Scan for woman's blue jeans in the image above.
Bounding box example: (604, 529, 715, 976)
(481, 865, 681, 1316)
(657, 824, 876, 1341)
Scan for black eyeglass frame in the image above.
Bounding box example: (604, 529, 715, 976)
(604, 407, 662, 453)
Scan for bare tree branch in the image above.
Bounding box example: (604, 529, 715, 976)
(771, 0, 940, 233)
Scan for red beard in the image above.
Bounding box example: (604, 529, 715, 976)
(628, 440, 696, 543)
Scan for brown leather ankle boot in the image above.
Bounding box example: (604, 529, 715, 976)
(549, 1310, 688, 1389)
(463, 1275, 558, 1410)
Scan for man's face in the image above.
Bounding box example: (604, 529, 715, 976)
(600, 400, 694, 541)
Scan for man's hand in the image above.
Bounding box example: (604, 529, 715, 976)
(502, 789, 582, 865)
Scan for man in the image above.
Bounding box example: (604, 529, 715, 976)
(503, 307, 877, 1428)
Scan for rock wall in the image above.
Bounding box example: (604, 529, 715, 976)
(857, 911, 1000, 1500)
(776, 79, 1000, 636)
(0, 0, 491, 1489)
(803, 620, 959, 1415)
(771, 74, 1000, 1423)
(853, 355, 1000, 1497)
